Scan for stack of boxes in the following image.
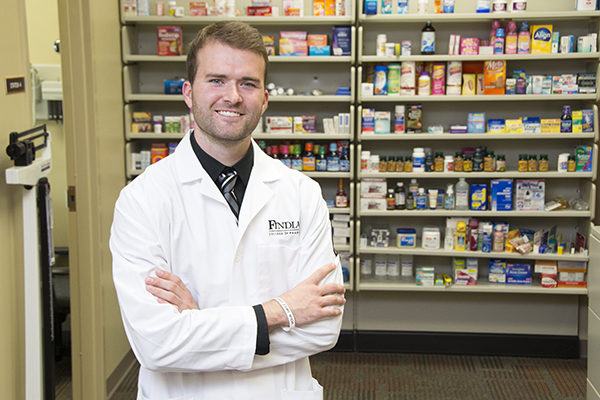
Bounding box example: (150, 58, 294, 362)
(331, 214, 350, 246)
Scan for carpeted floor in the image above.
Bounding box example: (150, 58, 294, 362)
(57, 352, 587, 400)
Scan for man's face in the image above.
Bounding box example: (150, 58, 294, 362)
(183, 41, 268, 146)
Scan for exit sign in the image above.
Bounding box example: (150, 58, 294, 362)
(5, 76, 25, 94)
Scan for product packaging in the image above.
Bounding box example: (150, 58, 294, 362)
(157, 26, 183, 56)
(279, 31, 308, 56)
(583, 109, 594, 132)
(462, 74, 476, 95)
(505, 118, 523, 133)
(575, 145, 593, 172)
(489, 259, 507, 283)
(483, 60, 506, 94)
(374, 111, 391, 134)
(397, 228, 417, 248)
(578, 73, 597, 94)
(332, 26, 352, 56)
(431, 63, 446, 95)
(265, 116, 293, 133)
(190, 2, 208, 15)
(446, 61, 463, 94)
(531, 25, 553, 54)
(401, 61, 416, 95)
(151, 143, 168, 164)
(541, 119, 560, 133)
(470, 184, 487, 210)
(416, 267, 435, 286)
(522, 117, 541, 133)
(467, 112, 486, 133)
(406, 104, 423, 133)
(487, 119, 506, 133)
(374, 65, 388, 95)
(506, 264, 531, 284)
(491, 179, 513, 211)
(515, 179, 545, 211)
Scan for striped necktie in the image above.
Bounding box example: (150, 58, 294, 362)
(217, 167, 239, 221)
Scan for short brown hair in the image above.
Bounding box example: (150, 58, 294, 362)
(186, 21, 269, 85)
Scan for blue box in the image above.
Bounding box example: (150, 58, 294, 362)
(467, 112, 486, 133)
(489, 259, 507, 283)
(506, 263, 531, 285)
(522, 117, 541, 133)
(365, 0, 378, 14)
(332, 26, 351, 56)
(491, 179, 513, 211)
(487, 118, 505, 133)
(310, 45, 330, 56)
(164, 79, 185, 94)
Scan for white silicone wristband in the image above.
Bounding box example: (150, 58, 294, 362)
(273, 297, 295, 331)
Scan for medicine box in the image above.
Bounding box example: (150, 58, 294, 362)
(374, 111, 391, 134)
(467, 113, 486, 133)
(454, 267, 478, 285)
(531, 25, 553, 54)
(583, 109, 594, 132)
(522, 117, 541, 133)
(470, 184, 487, 211)
(483, 60, 506, 95)
(164, 80, 184, 94)
(416, 267, 435, 286)
(491, 179, 513, 211)
(487, 119, 506, 133)
(332, 26, 351, 56)
(362, 108, 375, 133)
(506, 263, 531, 285)
(515, 180, 545, 211)
(506, 119, 524, 134)
(279, 31, 308, 56)
(361, 178, 387, 194)
(265, 116, 293, 133)
(575, 145, 593, 172)
(541, 119, 560, 133)
(360, 194, 387, 210)
(157, 26, 183, 56)
(489, 259, 506, 283)
(309, 46, 330, 56)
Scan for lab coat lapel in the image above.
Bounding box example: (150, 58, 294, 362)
(237, 141, 280, 236)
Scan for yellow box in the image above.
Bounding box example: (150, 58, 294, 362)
(573, 110, 583, 133)
(313, 0, 325, 15)
(531, 25, 553, 54)
(506, 119, 523, 133)
(325, 0, 335, 15)
(462, 74, 476, 95)
(541, 119, 561, 133)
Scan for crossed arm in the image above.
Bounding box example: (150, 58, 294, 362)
(145, 262, 346, 330)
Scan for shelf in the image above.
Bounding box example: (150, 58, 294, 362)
(360, 94, 599, 103)
(358, 279, 587, 295)
(302, 171, 352, 178)
(358, 11, 600, 23)
(253, 133, 352, 140)
(359, 172, 594, 178)
(361, 52, 600, 63)
(125, 94, 353, 102)
(360, 132, 596, 140)
(360, 246, 590, 261)
(359, 210, 592, 217)
(128, 132, 186, 140)
(328, 207, 352, 214)
(123, 55, 353, 63)
(122, 15, 355, 25)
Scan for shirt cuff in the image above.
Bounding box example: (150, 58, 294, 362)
(252, 304, 270, 356)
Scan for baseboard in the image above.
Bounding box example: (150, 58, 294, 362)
(355, 330, 580, 358)
(329, 329, 355, 352)
(107, 349, 137, 399)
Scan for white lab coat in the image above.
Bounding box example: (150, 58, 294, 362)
(110, 131, 343, 400)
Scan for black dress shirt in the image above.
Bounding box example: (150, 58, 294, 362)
(190, 133, 270, 356)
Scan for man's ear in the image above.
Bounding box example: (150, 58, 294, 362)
(182, 80, 193, 109)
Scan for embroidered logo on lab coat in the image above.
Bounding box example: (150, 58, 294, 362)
(268, 220, 300, 236)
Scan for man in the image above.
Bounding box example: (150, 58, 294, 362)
(110, 21, 346, 400)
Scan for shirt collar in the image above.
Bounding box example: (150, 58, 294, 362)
(189, 131, 254, 186)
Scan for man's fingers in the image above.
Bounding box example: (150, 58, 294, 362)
(318, 282, 346, 296)
(305, 263, 337, 285)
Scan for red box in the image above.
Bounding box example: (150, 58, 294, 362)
(151, 143, 168, 164)
(157, 26, 182, 56)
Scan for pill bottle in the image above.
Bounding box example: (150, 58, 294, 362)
(418, 71, 431, 95)
(557, 153, 569, 172)
(361, 150, 371, 171)
(412, 147, 425, 172)
(168, 1, 177, 15)
(463, 155, 473, 172)
(539, 154, 549, 172)
(377, 34, 387, 56)
(444, 155, 454, 172)
(371, 154, 380, 172)
(518, 154, 528, 172)
(528, 154, 538, 172)
(495, 154, 506, 171)
(567, 155, 576, 172)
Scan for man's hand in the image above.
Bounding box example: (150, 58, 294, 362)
(263, 263, 346, 331)
(145, 269, 199, 313)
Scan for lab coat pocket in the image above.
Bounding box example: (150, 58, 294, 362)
(257, 245, 300, 295)
(281, 378, 323, 400)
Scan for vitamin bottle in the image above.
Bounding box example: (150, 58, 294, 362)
(463, 155, 473, 172)
(454, 152, 464, 171)
(396, 156, 405, 172)
(418, 71, 431, 95)
(495, 154, 506, 172)
(424, 151, 434, 172)
(528, 154, 538, 172)
(361, 150, 371, 172)
(444, 155, 454, 172)
(404, 157, 413, 172)
(387, 156, 396, 172)
(379, 156, 388, 172)
(518, 154, 528, 172)
(484, 151, 495, 172)
(539, 154, 549, 172)
(434, 152, 444, 172)
(567, 155, 577, 172)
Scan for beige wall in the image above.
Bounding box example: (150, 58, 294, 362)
(26, 0, 69, 247)
(0, 0, 31, 398)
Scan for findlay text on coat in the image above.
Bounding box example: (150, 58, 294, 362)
(268, 220, 300, 236)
